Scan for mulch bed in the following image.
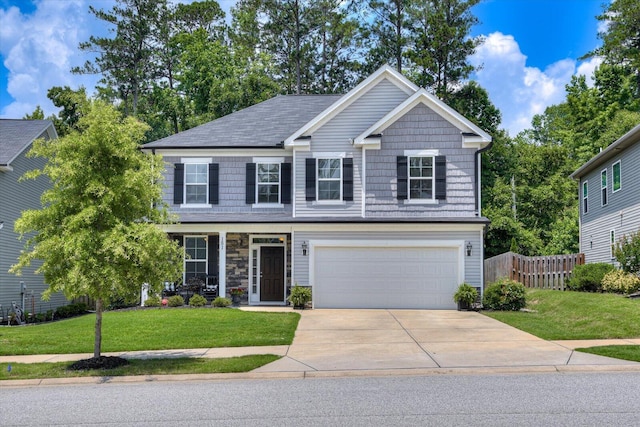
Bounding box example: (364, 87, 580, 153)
(69, 356, 129, 371)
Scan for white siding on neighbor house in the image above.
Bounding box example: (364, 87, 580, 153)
(579, 141, 640, 264)
(366, 104, 477, 218)
(0, 142, 69, 314)
(295, 78, 410, 217)
(162, 155, 293, 219)
(292, 228, 483, 289)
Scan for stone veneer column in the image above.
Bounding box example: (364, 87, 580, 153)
(218, 231, 226, 297)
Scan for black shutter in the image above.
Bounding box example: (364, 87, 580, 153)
(435, 155, 447, 200)
(397, 156, 408, 200)
(208, 235, 219, 280)
(246, 163, 256, 204)
(208, 163, 219, 204)
(174, 163, 184, 205)
(343, 158, 353, 201)
(281, 163, 292, 204)
(305, 158, 316, 201)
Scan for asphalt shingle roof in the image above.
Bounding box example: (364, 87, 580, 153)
(0, 119, 54, 166)
(143, 94, 342, 149)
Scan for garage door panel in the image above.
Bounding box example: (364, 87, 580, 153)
(314, 246, 460, 309)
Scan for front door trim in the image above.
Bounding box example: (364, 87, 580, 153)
(249, 234, 287, 305)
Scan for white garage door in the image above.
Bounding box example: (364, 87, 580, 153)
(313, 245, 461, 309)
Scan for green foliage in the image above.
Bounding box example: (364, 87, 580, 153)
(567, 263, 615, 292)
(167, 295, 185, 307)
(601, 270, 640, 295)
(54, 303, 89, 320)
(614, 231, 640, 274)
(188, 294, 207, 307)
(483, 278, 526, 311)
(213, 297, 231, 307)
(288, 284, 312, 308)
(453, 283, 478, 306)
(144, 295, 162, 307)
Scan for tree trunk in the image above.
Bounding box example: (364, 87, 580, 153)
(94, 298, 103, 358)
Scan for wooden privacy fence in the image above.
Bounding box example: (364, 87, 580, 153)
(484, 252, 585, 291)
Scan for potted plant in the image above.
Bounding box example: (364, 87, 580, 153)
(229, 287, 245, 306)
(453, 283, 478, 311)
(288, 284, 312, 309)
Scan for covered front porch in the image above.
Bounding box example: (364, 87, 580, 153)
(167, 230, 292, 306)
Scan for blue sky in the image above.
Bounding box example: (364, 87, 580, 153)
(0, 0, 606, 135)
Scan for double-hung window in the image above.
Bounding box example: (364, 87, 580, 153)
(409, 156, 434, 200)
(317, 158, 342, 201)
(185, 163, 208, 204)
(601, 169, 607, 206)
(582, 181, 588, 214)
(613, 161, 621, 192)
(184, 236, 207, 282)
(257, 163, 280, 204)
(174, 159, 218, 206)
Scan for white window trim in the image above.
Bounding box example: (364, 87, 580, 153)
(184, 235, 208, 283)
(612, 160, 621, 193)
(601, 169, 608, 207)
(252, 157, 284, 163)
(404, 149, 439, 157)
(407, 155, 435, 202)
(316, 157, 343, 202)
(181, 162, 210, 207)
(583, 180, 588, 214)
(255, 161, 282, 205)
(181, 157, 212, 164)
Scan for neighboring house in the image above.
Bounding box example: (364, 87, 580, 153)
(142, 66, 492, 309)
(570, 123, 640, 265)
(0, 119, 69, 317)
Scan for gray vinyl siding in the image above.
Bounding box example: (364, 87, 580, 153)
(366, 104, 477, 217)
(163, 156, 294, 220)
(295, 79, 410, 217)
(579, 141, 640, 264)
(292, 229, 482, 288)
(0, 141, 68, 314)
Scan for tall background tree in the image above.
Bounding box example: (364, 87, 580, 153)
(11, 101, 183, 359)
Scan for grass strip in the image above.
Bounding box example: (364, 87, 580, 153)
(0, 308, 300, 355)
(575, 346, 640, 363)
(0, 354, 280, 381)
(484, 289, 640, 340)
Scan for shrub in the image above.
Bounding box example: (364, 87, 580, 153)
(601, 270, 640, 294)
(189, 294, 207, 307)
(54, 302, 89, 319)
(213, 296, 231, 307)
(567, 263, 615, 292)
(144, 295, 161, 307)
(453, 283, 478, 308)
(483, 278, 526, 311)
(288, 284, 312, 308)
(167, 295, 185, 307)
(614, 231, 640, 274)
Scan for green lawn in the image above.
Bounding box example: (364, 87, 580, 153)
(484, 289, 640, 340)
(576, 346, 640, 363)
(0, 308, 300, 355)
(0, 355, 281, 381)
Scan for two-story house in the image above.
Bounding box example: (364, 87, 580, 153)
(570, 123, 640, 265)
(0, 119, 69, 317)
(142, 66, 492, 309)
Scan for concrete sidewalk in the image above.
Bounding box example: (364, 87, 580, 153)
(1, 309, 639, 381)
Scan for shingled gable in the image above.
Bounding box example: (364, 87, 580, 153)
(0, 119, 57, 171)
(283, 65, 419, 147)
(353, 89, 492, 148)
(143, 94, 340, 149)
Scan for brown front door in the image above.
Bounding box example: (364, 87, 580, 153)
(260, 246, 284, 301)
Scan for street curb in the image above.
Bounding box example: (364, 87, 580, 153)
(3, 364, 640, 387)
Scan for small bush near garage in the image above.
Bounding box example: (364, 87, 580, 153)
(213, 297, 231, 307)
(614, 231, 640, 274)
(601, 270, 640, 295)
(167, 295, 185, 307)
(189, 294, 207, 307)
(567, 263, 615, 292)
(144, 295, 161, 307)
(483, 278, 526, 311)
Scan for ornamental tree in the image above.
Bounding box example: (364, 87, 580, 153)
(11, 101, 183, 358)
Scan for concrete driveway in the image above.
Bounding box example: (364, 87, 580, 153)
(255, 309, 640, 373)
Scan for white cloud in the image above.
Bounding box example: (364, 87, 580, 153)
(470, 32, 600, 136)
(0, 0, 108, 119)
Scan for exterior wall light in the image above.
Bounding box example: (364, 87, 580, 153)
(466, 242, 472, 257)
(302, 241, 308, 256)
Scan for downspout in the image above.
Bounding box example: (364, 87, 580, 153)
(475, 139, 493, 217)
